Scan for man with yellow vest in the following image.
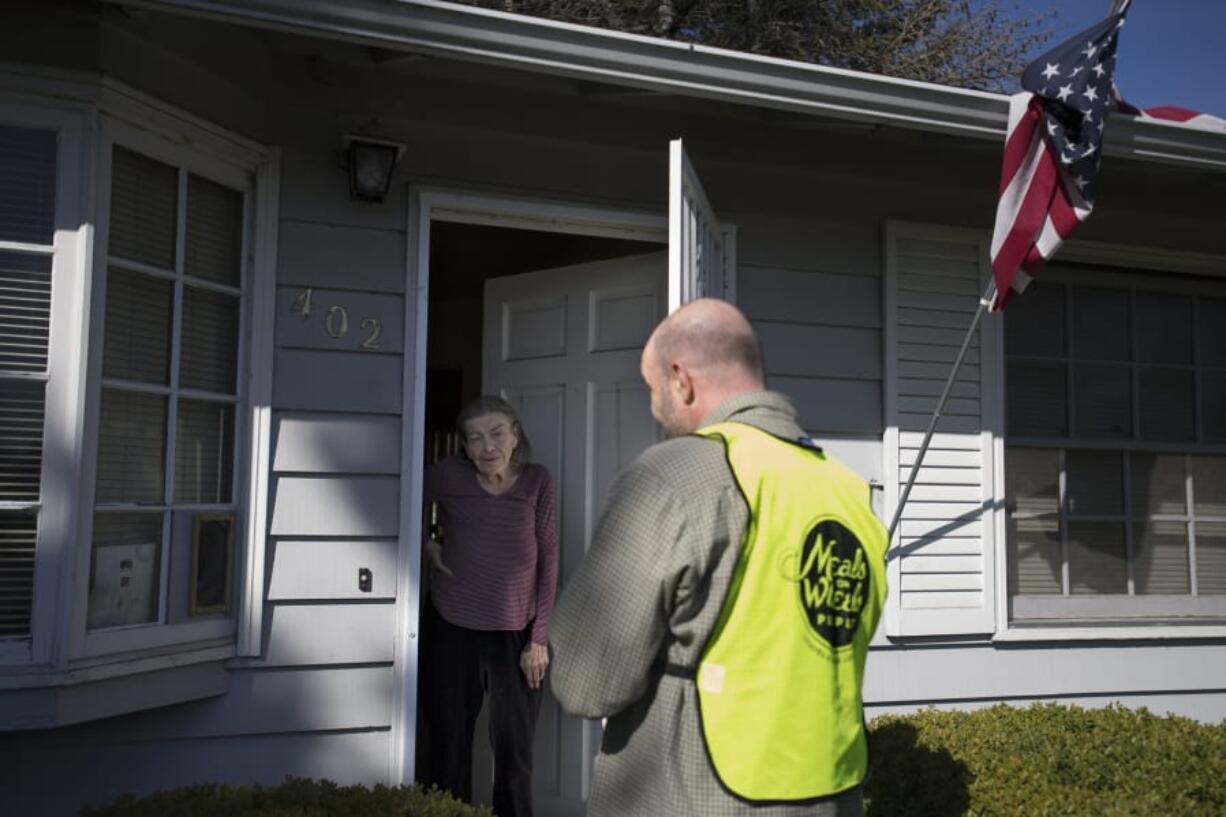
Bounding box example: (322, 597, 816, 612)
(551, 298, 886, 817)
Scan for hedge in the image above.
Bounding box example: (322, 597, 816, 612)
(83, 704, 1226, 817)
(81, 779, 492, 817)
(865, 702, 1226, 817)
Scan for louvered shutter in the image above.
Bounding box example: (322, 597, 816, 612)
(883, 224, 1002, 637)
(0, 124, 57, 638)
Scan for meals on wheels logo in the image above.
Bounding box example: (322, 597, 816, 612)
(791, 519, 869, 649)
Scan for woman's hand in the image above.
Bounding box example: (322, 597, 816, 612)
(425, 538, 453, 577)
(520, 642, 549, 690)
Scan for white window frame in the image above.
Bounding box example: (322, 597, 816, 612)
(74, 119, 255, 658)
(67, 93, 278, 662)
(991, 240, 1226, 642)
(0, 99, 92, 669)
(0, 76, 277, 688)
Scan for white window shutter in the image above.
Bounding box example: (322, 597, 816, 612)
(668, 139, 735, 310)
(883, 222, 1003, 637)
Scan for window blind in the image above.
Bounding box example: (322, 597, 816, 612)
(0, 125, 55, 245)
(0, 125, 55, 641)
(174, 400, 233, 504)
(0, 514, 36, 637)
(108, 147, 177, 270)
(180, 286, 238, 394)
(0, 252, 52, 373)
(95, 389, 166, 504)
(102, 267, 172, 385)
(0, 380, 44, 503)
(186, 174, 242, 286)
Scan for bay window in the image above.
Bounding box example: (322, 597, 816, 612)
(0, 83, 273, 724)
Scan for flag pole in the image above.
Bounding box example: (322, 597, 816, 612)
(887, 277, 998, 541)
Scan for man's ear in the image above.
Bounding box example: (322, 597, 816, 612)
(672, 362, 696, 406)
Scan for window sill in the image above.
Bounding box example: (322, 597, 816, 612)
(993, 624, 1226, 643)
(0, 642, 233, 731)
(79, 616, 237, 658)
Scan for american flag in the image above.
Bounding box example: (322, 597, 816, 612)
(989, 3, 1130, 310)
(1117, 102, 1226, 132)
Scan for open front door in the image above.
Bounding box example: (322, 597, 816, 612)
(482, 252, 665, 817)
(668, 138, 737, 311)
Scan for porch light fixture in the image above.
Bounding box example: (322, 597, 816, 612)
(342, 135, 405, 202)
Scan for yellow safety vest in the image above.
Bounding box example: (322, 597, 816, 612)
(687, 421, 888, 803)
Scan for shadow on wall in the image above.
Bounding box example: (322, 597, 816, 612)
(866, 721, 972, 817)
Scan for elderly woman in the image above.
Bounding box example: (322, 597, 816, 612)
(420, 395, 558, 817)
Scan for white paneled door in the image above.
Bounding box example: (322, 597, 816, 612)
(479, 251, 665, 817)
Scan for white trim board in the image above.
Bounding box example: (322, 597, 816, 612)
(393, 185, 666, 784)
(123, 0, 1226, 170)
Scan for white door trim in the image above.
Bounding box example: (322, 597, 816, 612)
(392, 184, 666, 785)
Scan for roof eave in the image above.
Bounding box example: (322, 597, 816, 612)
(120, 0, 1226, 170)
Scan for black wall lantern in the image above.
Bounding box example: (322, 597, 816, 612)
(343, 135, 405, 202)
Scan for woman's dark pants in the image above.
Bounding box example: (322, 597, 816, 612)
(421, 602, 542, 817)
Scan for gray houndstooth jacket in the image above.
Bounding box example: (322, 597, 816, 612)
(549, 391, 866, 817)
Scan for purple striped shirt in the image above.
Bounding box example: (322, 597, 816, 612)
(424, 456, 558, 645)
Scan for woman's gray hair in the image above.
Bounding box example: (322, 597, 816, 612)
(455, 394, 533, 470)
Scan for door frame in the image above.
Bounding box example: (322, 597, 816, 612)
(392, 184, 667, 787)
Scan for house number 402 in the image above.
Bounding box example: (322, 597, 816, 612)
(290, 288, 382, 351)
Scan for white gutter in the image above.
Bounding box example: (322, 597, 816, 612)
(119, 0, 1226, 156)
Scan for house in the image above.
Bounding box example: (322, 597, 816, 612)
(1, 1, 1223, 814)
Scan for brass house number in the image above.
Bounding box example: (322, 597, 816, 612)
(290, 288, 382, 351)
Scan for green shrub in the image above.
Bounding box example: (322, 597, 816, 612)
(865, 702, 1226, 817)
(81, 778, 493, 817)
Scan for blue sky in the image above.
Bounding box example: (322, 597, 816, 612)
(1001, 1, 1225, 116)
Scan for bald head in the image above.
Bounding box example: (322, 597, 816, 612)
(646, 298, 765, 385)
(641, 299, 765, 437)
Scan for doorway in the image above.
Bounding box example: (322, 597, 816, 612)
(414, 197, 666, 817)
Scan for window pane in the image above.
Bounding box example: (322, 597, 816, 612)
(1007, 360, 1068, 436)
(1072, 286, 1130, 362)
(1005, 282, 1065, 357)
(1138, 367, 1194, 442)
(1073, 363, 1132, 437)
(1008, 516, 1062, 595)
(103, 268, 172, 384)
(0, 125, 56, 245)
(0, 252, 52, 373)
(95, 389, 166, 503)
(1199, 298, 1226, 366)
(1191, 457, 1226, 517)
(167, 509, 234, 624)
(1136, 292, 1192, 364)
(175, 400, 234, 504)
(109, 147, 177, 269)
(1006, 447, 1060, 515)
(1203, 370, 1226, 443)
(0, 379, 44, 502)
(1130, 453, 1186, 516)
(87, 512, 162, 629)
(1066, 450, 1123, 515)
(0, 512, 36, 637)
(186, 174, 242, 286)
(1067, 521, 1127, 594)
(1197, 522, 1226, 594)
(180, 287, 238, 394)
(1133, 520, 1190, 594)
